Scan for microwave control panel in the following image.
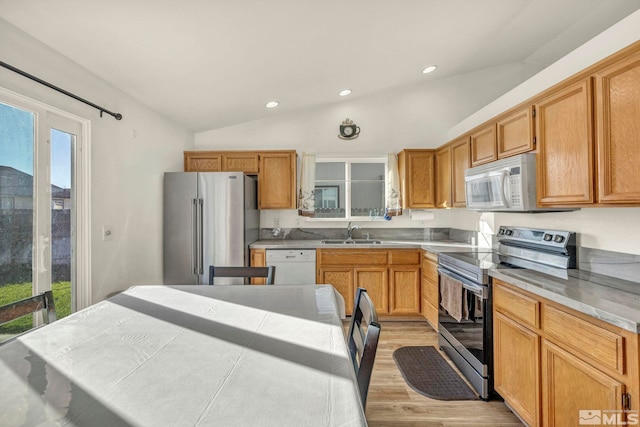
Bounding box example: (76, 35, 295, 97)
(508, 166, 522, 207)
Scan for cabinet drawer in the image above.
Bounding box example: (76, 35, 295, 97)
(493, 283, 540, 329)
(318, 250, 388, 266)
(388, 250, 420, 265)
(421, 258, 438, 284)
(543, 304, 625, 374)
(423, 280, 439, 306)
(423, 299, 439, 331)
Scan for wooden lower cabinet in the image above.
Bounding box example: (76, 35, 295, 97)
(355, 267, 388, 314)
(493, 279, 639, 427)
(318, 267, 355, 314)
(494, 311, 540, 427)
(542, 340, 625, 427)
(317, 248, 421, 317)
(249, 248, 266, 284)
(388, 266, 420, 314)
(421, 250, 439, 330)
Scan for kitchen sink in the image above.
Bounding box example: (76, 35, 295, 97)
(321, 240, 383, 245)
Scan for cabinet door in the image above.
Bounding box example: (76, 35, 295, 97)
(542, 340, 625, 427)
(389, 266, 421, 315)
(451, 138, 470, 207)
(596, 50, 640, 204)
(494, 312, 540, 427)
(470, 124, 497, 166)
(435, 145, 452, 208)
(497, 105, 535, 159)
(354, 267, 388, 315)
(536, 78, 595, 205)
(318, 267, 354, 315)
(250, 248, 266, 285)
(222, 152, 259, 173)
(259, 151, 296, 209)
(184, 151, 222, 172)
(398, 150, 435, 208)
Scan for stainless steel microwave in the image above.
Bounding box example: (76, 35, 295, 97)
(464, 153, 570, 212)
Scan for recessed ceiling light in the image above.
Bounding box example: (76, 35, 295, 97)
(339, 89, 352, 97)
(265, 101, 279, 108)
(422, 65, 437, 74)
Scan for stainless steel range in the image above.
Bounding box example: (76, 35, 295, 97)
(437, 226, 576, 400)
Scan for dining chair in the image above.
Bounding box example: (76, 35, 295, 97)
(346, 287, 381, 409)
(0, 290, 57, 332)
(208, 266, 276, 285)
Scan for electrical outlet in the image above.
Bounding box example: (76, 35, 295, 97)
(102, 226, 114, 241)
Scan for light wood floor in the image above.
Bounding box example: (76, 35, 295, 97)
(361, 320, 524, 427)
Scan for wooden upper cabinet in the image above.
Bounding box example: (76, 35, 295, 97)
(595, 49, 640, 205)
(536, 78, 595, 206)
(259, 151, 297, 209)
(184, 151, 222, 172)
(470, 124, 497, 166)
(397, 149, 435, 208)
(451, 138, 470, 207)
(184, 150, 258, 173)
(222, 152, 259, 173)
(497, 105, 535, 159)
(435, 145, 452, 208)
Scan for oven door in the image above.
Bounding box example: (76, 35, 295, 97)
(437, 267, 492, 398)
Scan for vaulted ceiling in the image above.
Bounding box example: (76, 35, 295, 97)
(1, 0, 638, 132)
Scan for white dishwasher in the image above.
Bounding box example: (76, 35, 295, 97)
(266, 249, 316, 285)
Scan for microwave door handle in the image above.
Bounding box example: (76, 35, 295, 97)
(500, 170, 510, 208)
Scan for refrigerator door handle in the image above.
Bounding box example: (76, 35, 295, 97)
(192, 198, 199, 275)
(198, 198, 204, 274)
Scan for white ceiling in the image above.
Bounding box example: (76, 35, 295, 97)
(1, 0, 639, 132)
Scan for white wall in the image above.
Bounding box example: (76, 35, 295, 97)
(197, 10, 640, 256)
(0, 19, 193, 302)
(195, 61, 543, 151)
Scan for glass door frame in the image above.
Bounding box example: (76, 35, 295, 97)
(1, 86, 91, 312)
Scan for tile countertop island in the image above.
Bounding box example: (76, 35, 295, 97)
(490, 268, 640, 334)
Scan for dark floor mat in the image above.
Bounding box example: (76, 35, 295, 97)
(392, 346, 479, 400)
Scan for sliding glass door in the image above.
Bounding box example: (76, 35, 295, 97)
(0, 95, 86, 340)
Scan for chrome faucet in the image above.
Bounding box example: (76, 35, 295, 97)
(346, 221, 361, 240)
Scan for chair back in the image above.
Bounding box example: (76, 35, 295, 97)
(0, 290, 57, 328)
(347, 287, 381, 408)
(209, 266, 276, 285)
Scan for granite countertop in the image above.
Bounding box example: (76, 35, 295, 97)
(250, 239, 479, 252)
(490, 268, 640, 334)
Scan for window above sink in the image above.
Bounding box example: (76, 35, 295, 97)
(312, 156, 387, 220)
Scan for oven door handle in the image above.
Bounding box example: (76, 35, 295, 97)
(438, 267, 487, 299)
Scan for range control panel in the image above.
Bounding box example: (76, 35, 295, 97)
(497, 226, 576, 250)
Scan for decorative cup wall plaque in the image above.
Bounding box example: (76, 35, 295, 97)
(339, 118, 360, 140)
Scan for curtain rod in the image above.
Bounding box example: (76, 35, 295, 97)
(0, 60, 123, 120)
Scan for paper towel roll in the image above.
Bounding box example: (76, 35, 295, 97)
(409, 210, 434, 221)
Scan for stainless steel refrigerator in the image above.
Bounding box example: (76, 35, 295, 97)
(163, 172, 259, 285)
